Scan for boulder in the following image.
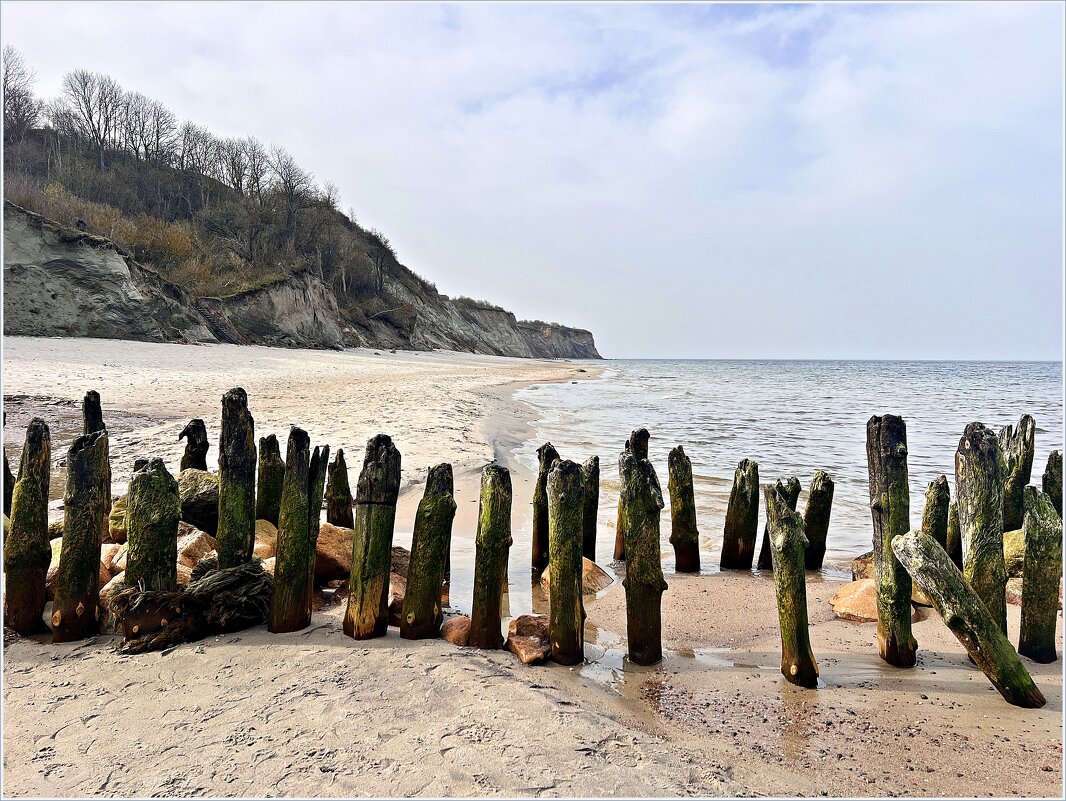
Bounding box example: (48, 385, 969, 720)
(176, 523, 219, 568)
(387, 573, 406, 626)
(260, 557, 276, 576)
(176, 563, 193, 586)
(391, 545, 410, 579)
(47, 518, 64, 540)
(44, 537, 63, 601)
(1003, 528, 1025, 578)
(178, 469, 219, 534)
(540, 557, 613, 597)
(316, 522, 354, 581)
(830, 579, 921, 623)
(851, 550, 874, 581)
(1006, 577, 1063, 610)
(106, 493, 128, 543)
(101, 543, 123, 576)
(506, 614, 551, 665)
(253, 519, 278, 559)
(441, 615, 470, 646)
(99, 571, 125, 609)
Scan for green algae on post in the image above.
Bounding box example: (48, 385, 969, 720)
(401, 464, 457, 640)
(217, 387, 257, 569)
(720, 458, 759, 570)
(619, 449, 667, 665)
(325, 448, 354, 529)
(668, 445, 700, 573)
(756, 476, 800, 570)
(547, 459, 585, 665)
(3, 418, 51, 634)
(468, 463, 513, 650)
(532, 442, 560, 575)
(614, 428, 650, 562)
(1018, 487, 1062, 663)
(179, 418, 210, 471)
(1043, 450, 1062, 518)
(921, 475, 950, 552)
(946, 500, 963, 569)
(998, 415, 1036, 532)
(255, 434, 285, 526)
(803, 470, 835, 570)
(124, 458, 180, 593)
(580, 456, 599, 562)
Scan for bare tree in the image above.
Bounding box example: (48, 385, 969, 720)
(219, 137, 248, 193)
(3, 46, 42, 144)
(145, 98, 178, 164)
(120, 90, 152, 159)
(242, 135, 269, 203)
(61, 68, 124, 168)
(267, 144, 314, 240)
(365, 227, 396, 297)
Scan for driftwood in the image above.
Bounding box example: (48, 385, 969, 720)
(921, 475, 950, 551)
(756, 476, 799, 570)
(766, 484, 819, 688)
(468, 463, 512, 649)
(998, 415, 1036, 532)
(401, 464, 457, 640)
(269, 428, 328, 633)
(546, 460, 586, 665)
(893, 531, 1045, 708)
(3, 418, 51, 634)
(866, 415, 917, 667)
(325, 448, 355, 529)
(720, 459, 759, 569)
(179, 419, 210, 471)
(956, 422, 1007, 634)
(1043, 450, 1062, 518)
(255, 434, 285, 526)
(580, 456, 599, 562)
(344, 434, 401, 640)
(217, 388, 257, 569)
(1018, 487, 1062, 663)
(125, 459, 180, 593)
(946, 501, 963, 569)
(668, 446, 700, 572)
(532, 442, 560, 574)
(619, 450, 667, 665)
(803, 471, 835, 570)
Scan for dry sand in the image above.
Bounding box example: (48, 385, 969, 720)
(2, 336, 1063, 798)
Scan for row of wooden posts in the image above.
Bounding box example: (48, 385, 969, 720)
(3, 391, 1062, 708)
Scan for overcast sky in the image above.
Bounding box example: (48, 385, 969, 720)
(3, 1, 1063, 359)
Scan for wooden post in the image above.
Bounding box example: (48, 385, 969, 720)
(3, 418, 51, 634)
(756, 476, 800, 570)
(766, 484, 819, 688)
(325, 448, 355, 528)
(269, 427, 329, 633)
(613, 428, 650, 562)
(217, 387, 257, 569)
(3, 452, 14, 518)
(179, 419, 210, 471)
(1043, 450, 1062, 518)
(52, 431, 109, 643)
(124, 458, 179, 592)
(999, 415, 1036, 532)
(720, 459, 759, 569)
(532, 442, 560, 575)
(956, 422, 1007, 634)
(866, 415, 918, 668)
(1018, 487, 1062, 663)
(921, 475, 950, 552)
(580, 456, 599, 562)
(401, 464, 457, 640)
(893, 531, 1045, 708)
(344, 434, 401, 640)
(803, 471, 835, 570)
(619, 450, 667, 665)
(667, 445, 700, 572)
(255, 434, 285, 526)
(547, 459, 585, 665)
(82, 390, 105, 435)
(946, 501, 963, 569)
(468, 463, 512, 649)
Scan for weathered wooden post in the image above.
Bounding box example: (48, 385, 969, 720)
(179, 419, 210, 471)
(217, 387, 256, 569)
(82, 390, 105, 435)
(921, 475, 950, 552)
(668, 445, 700, 572)
(614, 428, 651, 562)
(124, 459, 180, 592)
(547, 459, 586, 665)
(893, 531, 1045, 708)
(580, 456, 599, 562)
(269, 427, 329, 633)
(1018, 487, 1062, 663)
(803, 471, 835, 570)
(344, 434, 401, 640)
(52, 431, 109, 643)
(532, 442, 560, 575)
(255, 434, 284, 526)
(999, 415, 1036, 532)
(3, 418, 51, 634)
(619, 449, 667, 665)
(956, 422, 1007, 634)
(946, 501, 963, 569)
(757, 476, 800, 570)
(325, 448, 355, 528)
(720, 459, 760, 569)
(401, 464, 457, 640)
(866, 415, 918, 667)
(3, 452, 14, 518)
(766, 484, 819, 688)
(468, 464, 513, 649)
(1043, 450, 1062, 518)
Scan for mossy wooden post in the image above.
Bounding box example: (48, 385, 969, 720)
(580, 456, 599, 561)
(756, 477, 800, 570)
(999, 415, 1036, 532)
(547, 459, 586, 665)
(3, 451, 14, 518)
(893, 531, 1045, 708)
(766, 484, 819, 688)
(946, 501, 963, 569)
(82, 390, 105, 435)
(269, 427, 329, 633)
(613, 428, 650, 562)
(803, 471, 835, 570)
(217, 387, 256, 569)
(668, 445, 700, 572)
(620, 450, 667, 665)
(956, 422, 1007, 634)
(255, 434, 284, 526)
(124, 458, 179, 593)
(3, 418, 51, 634)
(179, 419, 210, 471)
(532, 442, 560, 575)
(400, 464, 457, 640)
(1043, 450, 1062, 518)
(52, 431, 109, 643)
(721, 459, 760, 569)
(1018, 487, 1062, 663)
(866, 415, 917, 668)
(325, 448, 354, 528)
(344, 434, 401, 640)
(921, 475, 950, 552)
(468, 463, 512, 649)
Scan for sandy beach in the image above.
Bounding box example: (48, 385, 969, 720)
(2, 337, 1063, 798)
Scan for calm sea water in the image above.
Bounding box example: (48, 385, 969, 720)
(514, 360, 1064, 574)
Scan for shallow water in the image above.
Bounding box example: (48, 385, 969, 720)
(514, 360, 1064, 570)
